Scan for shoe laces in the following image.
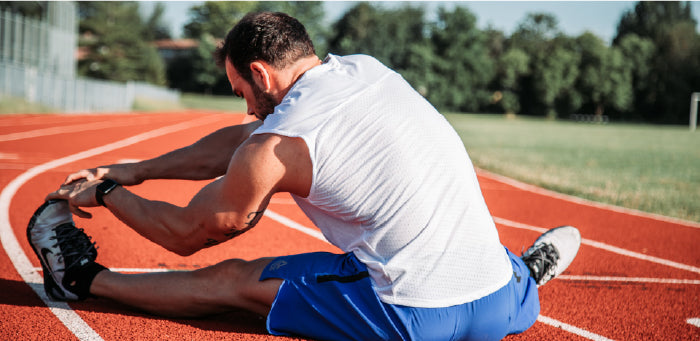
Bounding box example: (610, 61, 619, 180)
(522, 243, 559, 285)
(49, 223, 97, 271)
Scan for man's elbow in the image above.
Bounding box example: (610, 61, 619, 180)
(161, 235, 203, 257)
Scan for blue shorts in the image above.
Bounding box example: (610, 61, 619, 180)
(259, 248, 539, 341)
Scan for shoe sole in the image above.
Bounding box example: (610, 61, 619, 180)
(26, 200, 75, 301)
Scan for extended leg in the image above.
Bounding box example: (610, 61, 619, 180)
(90, 257, 282, 318)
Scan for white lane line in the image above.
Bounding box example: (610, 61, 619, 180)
(264, 209, 327, 242)
(0, 152, 19, 159)
(0, 114, 224, 341)
(558, 275, 700, 285)
(0, 119, 154, 142)
(493, 216, 700, 275)
(537, 315, 614, 341)
(478, 169, 700, 229)
(687, 318, 700, 328)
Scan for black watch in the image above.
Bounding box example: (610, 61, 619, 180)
(95, 179, 120, 207)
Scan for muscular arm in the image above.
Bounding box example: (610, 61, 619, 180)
(64, 121, 262, 186)
(49, 134, 312, 256)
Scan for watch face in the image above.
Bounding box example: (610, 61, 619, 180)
(96, 180, 119, 207)
(98, 179, 117, 193)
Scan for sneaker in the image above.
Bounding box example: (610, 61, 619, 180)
(521, 225, 581, 286)
(27, 200, 100, 301)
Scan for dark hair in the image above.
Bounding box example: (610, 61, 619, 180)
(214, 12, 316, 83)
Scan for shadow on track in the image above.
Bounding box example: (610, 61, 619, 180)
(2, 277, 269, 336)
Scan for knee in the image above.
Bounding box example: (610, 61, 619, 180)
(188, 258, 277, 314)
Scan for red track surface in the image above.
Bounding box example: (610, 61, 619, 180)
(1, 111, 698, 340)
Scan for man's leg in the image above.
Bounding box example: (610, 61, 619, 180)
(90, 258, 283, 318)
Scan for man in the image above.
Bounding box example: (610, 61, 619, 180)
(28, 12, 580, 340)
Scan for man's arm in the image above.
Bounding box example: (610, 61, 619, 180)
(64, 121, 263, 186)
(48, 133, 312, 256)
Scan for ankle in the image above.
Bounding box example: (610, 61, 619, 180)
(64, 262, 109, 299)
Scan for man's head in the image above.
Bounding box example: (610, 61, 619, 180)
(215, 12, 316, 85)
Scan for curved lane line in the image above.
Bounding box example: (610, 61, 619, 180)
(0, 114, 225, 341)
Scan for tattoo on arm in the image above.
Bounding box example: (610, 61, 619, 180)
(245, 210, 264, 228)
(205, 210, 265, 247)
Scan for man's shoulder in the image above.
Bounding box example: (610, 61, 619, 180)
(242, 133, 309, 161)
(236, 133, 311, 196)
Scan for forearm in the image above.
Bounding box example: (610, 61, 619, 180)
(133, 121, 262, 182)
(101, 186, 204, 256)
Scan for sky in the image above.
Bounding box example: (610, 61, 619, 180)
(140, 1, 700, 44)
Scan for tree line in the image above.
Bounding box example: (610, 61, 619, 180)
(28, 1, 700, 124)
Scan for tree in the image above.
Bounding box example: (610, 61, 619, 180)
(614, 1, 696, 44)
(183, 2, 257, 39)
(510, 13, 579, 117)
(531, 44, 580, 118)
(77, 2, 166, 85)
(176, 2, 326, 94)
(575, 32, 633, 118)
(613, 1, 700, 123)
(143, 2, 171, 41)
(510, 13, 560, 56)
(495, 47, 530, 114)
(328, 3, 383, 57)
(257, 2, 328, 55)
(329, 3, 427, 70)
(427, 6, 495, 112)
(613, 33, 655, 121)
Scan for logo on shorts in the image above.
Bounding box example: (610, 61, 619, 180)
(269, 260, 287, 271)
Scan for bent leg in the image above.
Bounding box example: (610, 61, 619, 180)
(90, 257, 282, 318)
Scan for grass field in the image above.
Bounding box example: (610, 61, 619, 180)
(445, 113, 700, 222)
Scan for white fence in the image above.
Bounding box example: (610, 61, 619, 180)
(0, 5, 76, 78)
(1, 62, 180, 113)
(0, 4, 180, 113)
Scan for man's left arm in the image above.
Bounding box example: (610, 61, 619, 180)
(46, 134, 312, 256)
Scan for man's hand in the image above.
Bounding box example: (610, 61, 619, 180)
(63, 163, 142, 187)
(46, 179, 103, 218)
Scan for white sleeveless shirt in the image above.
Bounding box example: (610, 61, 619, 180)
(252, 54, 512, 308)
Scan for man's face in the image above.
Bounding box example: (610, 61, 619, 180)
(225, 59, 278, 121)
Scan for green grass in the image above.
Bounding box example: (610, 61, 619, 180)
(0, 96, 57, 114)
(445, 113, 700, 222)
(132, 93, 246, 113)
(180, 93, 247, 113)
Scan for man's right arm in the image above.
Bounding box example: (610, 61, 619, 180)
(63, 120, 262, 186)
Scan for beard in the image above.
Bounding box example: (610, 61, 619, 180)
(252, 83, 278, 121)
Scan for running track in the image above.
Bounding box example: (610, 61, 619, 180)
(1, 111, 698, 340)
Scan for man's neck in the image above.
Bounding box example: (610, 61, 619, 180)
(271, 55, 323, 102)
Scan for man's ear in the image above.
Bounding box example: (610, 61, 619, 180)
(249, 61, 272, 92)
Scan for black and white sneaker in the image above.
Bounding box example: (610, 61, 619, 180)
(27, 200, 104, 301)
(522, 226, 581, 286)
